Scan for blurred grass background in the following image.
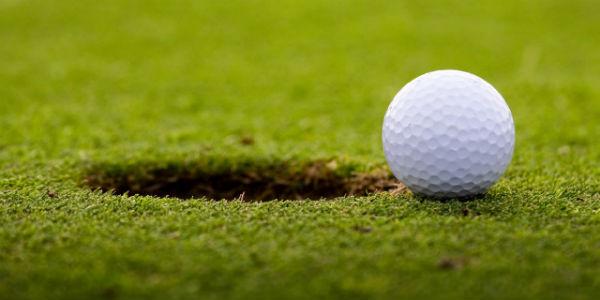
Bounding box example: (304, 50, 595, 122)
(0, 0, 599, 299)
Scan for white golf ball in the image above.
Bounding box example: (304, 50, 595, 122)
(382, 70, 515, 198)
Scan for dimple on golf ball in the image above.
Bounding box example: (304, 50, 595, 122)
(382, 70, 515, 198)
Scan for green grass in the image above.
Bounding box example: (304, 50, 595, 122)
(1, 0, 599, 299)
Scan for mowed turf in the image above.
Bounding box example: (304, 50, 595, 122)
(1, 0, 599, 299)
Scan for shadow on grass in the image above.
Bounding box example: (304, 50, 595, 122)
(404, 191, 513, 218)
(82, 159, 407, 201)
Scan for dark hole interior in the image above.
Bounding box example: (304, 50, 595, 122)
(83, 160, 406, 201)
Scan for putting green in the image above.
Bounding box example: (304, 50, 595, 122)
(1, 0, 599, 299)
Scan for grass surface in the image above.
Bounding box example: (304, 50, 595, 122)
(1, 0, 600, 299)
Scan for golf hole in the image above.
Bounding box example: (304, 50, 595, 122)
(83, 160, 406, 201)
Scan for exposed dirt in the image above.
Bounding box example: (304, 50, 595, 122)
(83, 160, 406, 201)
(437, 256, 470, 270)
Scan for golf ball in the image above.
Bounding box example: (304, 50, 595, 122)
(382, 70, 515, 198)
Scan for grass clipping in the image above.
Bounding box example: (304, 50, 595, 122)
(83, 159, 406, 201)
